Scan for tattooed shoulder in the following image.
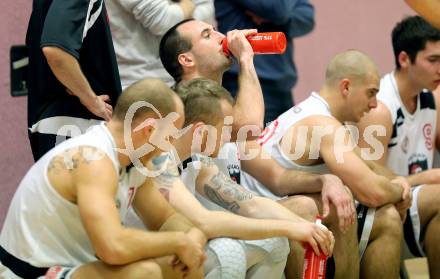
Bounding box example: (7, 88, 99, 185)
(151, 153, 180, 188)
(48, 146, 105, 175)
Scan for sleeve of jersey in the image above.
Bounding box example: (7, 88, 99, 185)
(40, 0, 92, 59)
(192, 0, 215, 24)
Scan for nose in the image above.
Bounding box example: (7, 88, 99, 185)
(369, 96, 378, 109)
(215, 30, 225, 42)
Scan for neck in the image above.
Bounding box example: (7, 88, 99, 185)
(106, 121, 135, 168)
(318, 86, 346, 122)
(173, 137, 193, 163)
(393, 70, 420, 111)
(183, 70, 223, 84)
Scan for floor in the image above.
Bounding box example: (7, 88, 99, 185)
(404, 258, 429, 279)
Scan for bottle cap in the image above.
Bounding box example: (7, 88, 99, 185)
(315, 215, 323, 225)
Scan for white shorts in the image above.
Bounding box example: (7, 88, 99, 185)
(403, 185, 425, 257)
(205, 237, 289, 279)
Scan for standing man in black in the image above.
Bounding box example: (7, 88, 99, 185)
(26, 0, 122, 160)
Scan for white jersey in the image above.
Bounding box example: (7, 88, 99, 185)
(0, 123, 144, 271)
(180, 144, 239, 211)
(378, 72, 437, 176)
(179, 147, 290, 279)
(240, 92, 332, 199)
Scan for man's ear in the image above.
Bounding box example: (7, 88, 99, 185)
(143, 125, 154, 137)
(133, 118, 155, 135)
(398, 51, 411, 69)
(339, 78, 351, 97)
(178, 52, 195, 68)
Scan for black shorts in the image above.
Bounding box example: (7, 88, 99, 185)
(356, 204, 376, 259)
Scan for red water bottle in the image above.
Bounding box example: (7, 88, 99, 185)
(303, 216, 327, 279)
(222, 32, 287, 56)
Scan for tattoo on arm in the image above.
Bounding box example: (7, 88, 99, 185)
(151, 154, 180, 188)
(210, 172, 253, 201)
(203, 170, 253, 212)
(204, 184, 241, 213)
(47, 146, 104, 175)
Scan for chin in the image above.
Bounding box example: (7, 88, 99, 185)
(224, 57, 233, 67)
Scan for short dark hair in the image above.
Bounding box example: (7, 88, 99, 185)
(392, 15, 440, 69)
(159, 19, 194, 83)
(175, 78, 234, 127)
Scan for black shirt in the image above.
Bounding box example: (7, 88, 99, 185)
(26, 0, 121, 127)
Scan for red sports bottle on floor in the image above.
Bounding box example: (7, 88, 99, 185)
(222, 32, 287, 56)
(303, 216, 327, 279)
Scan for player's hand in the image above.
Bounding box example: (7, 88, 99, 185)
(392, 176, 411, 202)
(80, 94, 113, 121)
(173, 228, 207, 276)
(226, 29, 257, 60)
(287, 222, 334, 257)
(391, 176, 412, 221)
(320, 174, 356, 233)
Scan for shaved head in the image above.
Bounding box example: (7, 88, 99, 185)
(113, 78, 177, 122)
(325, 50, 379, 87)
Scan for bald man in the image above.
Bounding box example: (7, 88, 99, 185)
(240, 50, 411, 279)
(0, 79, 205, 279)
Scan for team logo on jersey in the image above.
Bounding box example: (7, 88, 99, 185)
(408, 153, 428, 174)
(423, 123, 433, 150)
(227, 164, 241, 184)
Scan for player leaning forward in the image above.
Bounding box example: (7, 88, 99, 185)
(0, 78, 206, 279)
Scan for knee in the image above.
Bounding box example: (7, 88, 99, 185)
(258, 237, 290, 263)
(375, 205, 403, 239)
(206, 238, 247, 279)
(128, 260, 163, 279)
(281, 196, 319, 221)
(419, 185, 440, 213)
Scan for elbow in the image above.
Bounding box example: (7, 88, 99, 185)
(237, 200, 260, 218)
(42, 46, 57, 63)
(269, 173, 293, 197)
(289, 17, 315, 38)
(271, 187, 289, 197)
(147, 6, 183, 36)
(302, 18, 315, 34)
(42, 46, 65, 68)
(95, 240, 129, 265)
(356, 190, 388, 208)
(269, 181, 289, 197)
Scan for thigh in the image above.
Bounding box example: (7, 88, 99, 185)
(71, 258, 169, 279)
(415, 184, 440, 230)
